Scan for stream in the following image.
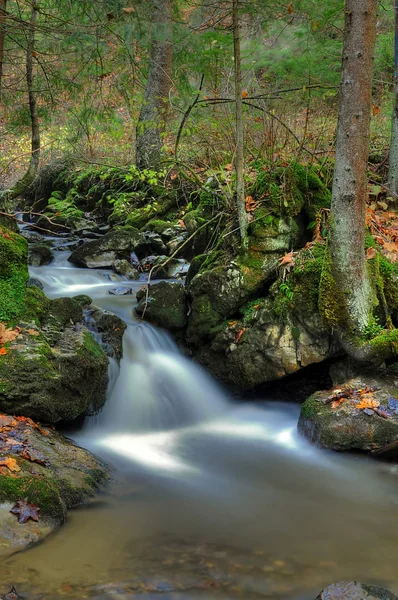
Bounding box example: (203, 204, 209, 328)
(3, 247, 398, 599)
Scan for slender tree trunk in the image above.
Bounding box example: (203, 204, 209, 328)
(25, 0, 40, 182)
(0, 0, 6, 101)
(233, 0, 248, 248)
(388, 0, 398, 199)
(136, 0, 172, 170)
(328, 0, 378, 335)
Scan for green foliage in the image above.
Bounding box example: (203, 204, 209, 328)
(0, 229, 29, 322)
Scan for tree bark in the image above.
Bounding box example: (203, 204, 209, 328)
(233, 0, 248, 248)
(136, 0, 172, 170)
(329, 0, 378, 334)
(388, 0, 398, 199)
(0, 0, 6, 101)
(25, 0, 40, 183)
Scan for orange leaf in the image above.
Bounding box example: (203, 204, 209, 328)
(0, 348, 7, 356)
(0, 323, 21, 345)
(178, 219, 185, 227)
(235, 328, 246, 343)
(331, 399, 344, 409)
(225, 163, 233, 172)
(366, 247, 376, 260)
(0, 457, 20, 473)
(245, 195, 257, 212)
(287, 2, 294, 13)
(279, 251, 294, 267)
(241, 90, 248, 98)
(372, 104, 380, 116)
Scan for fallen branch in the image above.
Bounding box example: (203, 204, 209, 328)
(0, 210, 71, 235)
(141, 213, 223, 319)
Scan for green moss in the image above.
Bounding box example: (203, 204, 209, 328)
(300, 394, 327, 419)
(239, 298, 264, 325)
(0, 475, 66, 523)
(23, 286, 50, 325)
(79, 330, 107, 361)
(73, 294, 93, 307)
(378, 254, 398, 312)
(143, 219, 171, 234)
(0, 228, 29, 322)
(318, 243, 347, 328)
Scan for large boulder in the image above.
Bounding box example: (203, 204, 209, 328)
(0, 412, 108, 559)
(0, 227, 29, 323)
(113, 259, 140, 280)
(194, 298, 339, 389)
(136, 282, 187, 331)
(314, 582, 397, 600)
(68, 227, 140, 268)
(298, 373, 398, 452)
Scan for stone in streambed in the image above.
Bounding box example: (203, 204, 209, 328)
(314, 581, 397, 600)
(136, 281, 187, 331)
(28, 243, 54, 267)
(113, 259, 140, 280)
(68, 227, 140, 268)
(108, 287, 132, 296)
(0, 413, 108, 559)
(298, 373, 398, 452)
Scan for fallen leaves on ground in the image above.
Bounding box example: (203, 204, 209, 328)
(279, 250, 295, 267)
(10, 500, 40, 524)
(0, 457, 20, 473)
(322, 386, 396, 419)
(366, 206, 398, 262)
(245, 195, 258, 212)
(0, 414, 49, 468)
(0, 324, 21, 346)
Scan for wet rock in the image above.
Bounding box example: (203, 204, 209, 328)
(193, 298, 338, 389)
(135, 231, 168, 258)
(90, 308, 126, 360)
(68, 227, 140, 268)
(314, 581, 397, 600)
(28, 244, 54, 267)
(108, 287, 132, 296)
(136, 282, 187, 331)
(141, 255, 189, 279)
(73, 294, 93, 308)
(0, 319, 108, 423)
(298, 373, 398, 452)
(113, 259, 140, 280)
(0, 413, 108, 560)
(27, 277, 44, 290)
(20, 230, 44, 243)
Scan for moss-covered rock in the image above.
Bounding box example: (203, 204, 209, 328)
(298, 375, 398, 452)
(136, 282, 187, 331)
(0, 227, 29, 322)
(314, 582, 397, 600)
(0, 412, 108, 558)
(68, 226, 140, 268)
(0, 323, 108, 423)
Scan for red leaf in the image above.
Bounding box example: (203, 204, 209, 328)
(10, 500, 40, 524)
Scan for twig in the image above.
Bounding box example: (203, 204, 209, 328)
(141, 213, 223, 319)
(175, 74, 204, 162)
(0, 211, 71, 235)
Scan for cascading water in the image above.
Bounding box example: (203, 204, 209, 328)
(12, 239, 398, 600)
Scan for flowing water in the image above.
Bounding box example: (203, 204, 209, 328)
(4, 247, 398, 599)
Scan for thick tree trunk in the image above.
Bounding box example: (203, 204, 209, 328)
(136, 0, 172, 170)
(329, 0, 378, 334)
(388, 0, 398, 199)
(233, 0, 248, 248)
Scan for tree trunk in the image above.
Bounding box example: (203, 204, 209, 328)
(0, 0, 40, 206)
(388, 0, 398, 199)
(136, 0, 172, 170)
(233, 0, 248, 248)
(0, 0, 6, 101)
(328, 0, 378, 335)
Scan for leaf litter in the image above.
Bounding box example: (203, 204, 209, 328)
(319, 386, 396, 419)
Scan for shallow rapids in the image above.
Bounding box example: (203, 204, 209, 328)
(6, 246, 398, 599)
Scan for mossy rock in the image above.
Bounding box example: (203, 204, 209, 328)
(136, 282, 187, 331)
(126, 196, 176, 229)
(0, 412, 108, 558)
(0, 325, 108, 423)
(314, 582, 397, 600)
(68, 226, 140, 268)
(0, 227, 29, 322)
(299, 375, 398, 452)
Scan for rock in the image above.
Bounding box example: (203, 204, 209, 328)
(135, 231, 168, 257)
(20, 231, 44, 243)
(249, 215, 304, 254)
(73, 294, 93, 308)
(108, 286, 132, 296)
(0, 413, 108, 559)
(28, 243, 54, 266)
(314, 581, 397, 600)
(0, 318, 109, 423)
(68, 227, 140, 268)
(298, 373, 398, 452)
(166, 258, 190, 278)
(90, 308, 126, 360)
(136, 282, 187, 331)
(27, 277, 44, 290)
(193, 298, 339, 388)
(113, 259, 140, 280)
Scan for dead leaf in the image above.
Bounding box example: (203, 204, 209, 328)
(235, 328, 246, 343)
(4, 587, 19, 600)
(225, 163, 233, 171)
(0, 324, 21, 345)
(331, 399, 344, 409)
(241, 90, 248, 98)
(0, 457, 20, 472)
(178, 219, 185, 227)
(372, 104, 380, 116)
(122, 6, 135, 13)
(279, 251, 294, 267)
(245, 195, 257, 212)
(366, 247, 376, 260)
(25, 329, 39, 336)
(287, 2, 294, 13)
(10, 500, 40, 524)
(0, 348, 7, 356)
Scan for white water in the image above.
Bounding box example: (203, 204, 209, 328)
(19, 246, 398, 599)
